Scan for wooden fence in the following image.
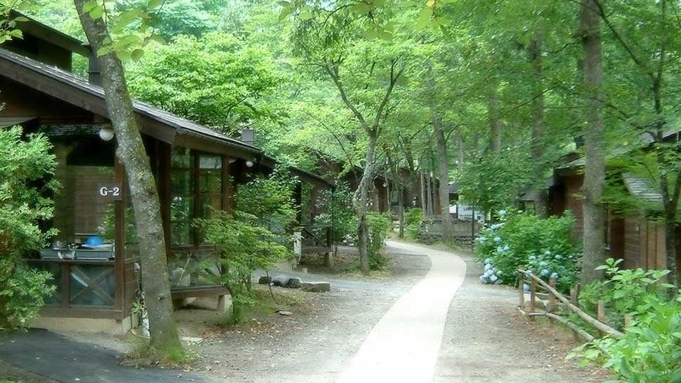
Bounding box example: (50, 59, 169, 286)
(517, 269, 625, 342)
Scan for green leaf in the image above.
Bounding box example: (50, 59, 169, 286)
(131, 48, 145, 62)
(416, 7, 433, 29)
(298, 11, 314, 20)
(147, 0, 164, 9)
(81, 0, 98, 14)
(116, 50, 132, 62)
(89, 5, 106, 20)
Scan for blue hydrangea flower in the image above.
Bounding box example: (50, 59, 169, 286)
(555, 254, 563, 260)
(551, 272, 559, 280)
(494, 236, 502, 242)
(540, 269, 550, 277)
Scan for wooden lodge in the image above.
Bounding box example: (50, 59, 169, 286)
(0, 15, 330, 333)
(549, 153, 681, 274)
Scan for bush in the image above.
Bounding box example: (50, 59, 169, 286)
(194, 210, 291, 323)
(474, 210, 580, 292)
(404, 208, 422, 240)
(574, 294, 681, 382)
(313, 183, 357, 245)
(0, 127, 58, 329)
(366, 212, 391, 270)
(579, 258, 674, 330)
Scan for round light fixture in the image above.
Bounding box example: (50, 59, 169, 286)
(245, 160, 254, 168)
(99, 126, 115, 141)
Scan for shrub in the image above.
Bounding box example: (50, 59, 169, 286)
(474, 210, 580, 292)
(366, 212, 391, 270)
(313, 182, 357, 246)
(574, 294, 681, 383)
(579, 258, 674, 330)
(404, 208, 422, 240)
(0, 127, 58, 329)
(193, 210, 291, 323)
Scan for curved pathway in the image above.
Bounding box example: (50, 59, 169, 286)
(336, 240, 466, 383)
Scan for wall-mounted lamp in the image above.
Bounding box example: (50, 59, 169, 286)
(245, 160, 254, 168)
(99, 125, 115, 141)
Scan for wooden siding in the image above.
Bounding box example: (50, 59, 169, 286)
(623, 217, 641, 269)
(562, 175, 584, 241)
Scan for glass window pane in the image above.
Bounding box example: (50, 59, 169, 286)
(171, 222, 192, 245)
(69, 264, 115, 306)
(199, 154, 221, 170)
(199, 171, 221, 193)
(171, 147, 191, 168)
(199, 195, 222, 218)
(171, 170, 192, 195)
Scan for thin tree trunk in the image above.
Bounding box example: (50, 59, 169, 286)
(529, 37, 548, 217)
(456, 127, 465, 173)
(355, 131, 378, 274)
(74, 1, 181, 353)
(433, 112, 452, 243)
(420, 171, 427, 214)
(580, 0, 607, 284)
(488, 80, 502, 154)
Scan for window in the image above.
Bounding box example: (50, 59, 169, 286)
(170, 148, 223, 246)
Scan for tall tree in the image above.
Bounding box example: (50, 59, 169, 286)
(579, 0, 606, 284)
(73, 0, 182, 355)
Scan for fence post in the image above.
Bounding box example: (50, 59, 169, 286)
(597, 300, 606, 337)
(518, 269, 525, 311)
(529, 276, 537, 321)
(548, 277, 557, 327)
(570, 286, 579, 341)
(624, 315, 633, 332)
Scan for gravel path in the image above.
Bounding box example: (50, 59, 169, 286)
(5, 242, 606, 382)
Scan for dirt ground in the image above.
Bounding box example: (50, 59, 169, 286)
(177, 244, 608, 383)
(7, 244, 609, 382)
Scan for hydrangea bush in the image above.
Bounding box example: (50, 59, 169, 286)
(475, 210, 581, 292)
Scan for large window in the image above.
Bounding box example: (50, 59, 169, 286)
(170, 148, 223, 246)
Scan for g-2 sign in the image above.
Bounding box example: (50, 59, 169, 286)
(98, 183, 122, 201)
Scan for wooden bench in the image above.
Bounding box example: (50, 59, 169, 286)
(170, 284, 230, 313)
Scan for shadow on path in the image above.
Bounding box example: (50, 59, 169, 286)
(0, 329, 219, 382)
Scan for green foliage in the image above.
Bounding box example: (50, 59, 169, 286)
(573, 293, 681, 383)
(474, 210, 580, 292)
(314, 182, 357, 245)
(234, 167, 299, 234)
(457, 149, 536, 214)
(127, 32, 283, 134)
(0, 126, 58, 329)
(366, 212, 391, 270)
(404, 207, 423, 240)
(194, 209, 291, 323)
(579, 258, 674, 330)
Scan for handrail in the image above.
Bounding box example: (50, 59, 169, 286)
(518, 269, 624, 340)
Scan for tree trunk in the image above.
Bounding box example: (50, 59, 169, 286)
(354, 131, 378, 274)
(74, 1, 182, 353)
(488, 80, 502, 154)
(433, 112, 452, 243)
(456, 127, 465, 173)
(529, 37, 548, 217)
(580, 0, 607, 284)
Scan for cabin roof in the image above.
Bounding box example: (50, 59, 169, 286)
(0, 48, 331, 188)
(622, 172, 663, 203)
(9, 10, 91, 57)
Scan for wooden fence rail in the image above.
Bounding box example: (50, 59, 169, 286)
(517, 269, 624, 341)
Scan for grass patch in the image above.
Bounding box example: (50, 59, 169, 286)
(123, 337, 196, 368)
(209, 285, 313, 328)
